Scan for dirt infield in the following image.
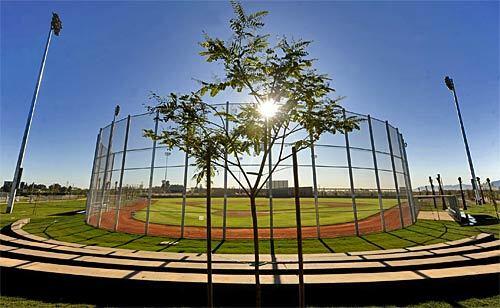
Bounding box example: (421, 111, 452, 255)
(92, 199, 414, 239)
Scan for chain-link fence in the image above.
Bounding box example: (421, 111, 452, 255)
(86, 103, 417, 239)
(0, 193, 84, 204)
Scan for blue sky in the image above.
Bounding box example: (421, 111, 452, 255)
(1, 1, 498, 189)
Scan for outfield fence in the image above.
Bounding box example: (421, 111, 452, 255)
(0, 193, 84, 204)
(86, 103, 417, 239)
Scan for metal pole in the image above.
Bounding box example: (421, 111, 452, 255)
(486, 178, 498, 219)
(386, 121, 404, 228)
(113, 180, 118, 208)
(145, 111, 159, 235)
(458, 177, 467, 210)
(292, 146, 305, 308)
(114, 115, 131, 231)
(206, 147, 213, 308)
(86, 130, 102, 224)
(180, 151, 189, 238)
(477, 177, 485, 204)
(222, 101, 229, 240)
(29, 182, 34, 204)
(164, 152, 170, 192)
(445, 77, 481, 204)
(93, 178, 102, 222)
(397, 131, 415, 223)
(368, 116, 385, 231)
(267, 119, 274, 241)
(344, 110, 359, 235)
(310, 135, 321, 238)
(97, 117, 117, 228)
(429, 177, 437, 209)
(400, 135, 417, 223)
(93, 140, 105, 208)
(437, 174, 446, 210)
(6, 27, 54, 214)
(105, 153, 116, 211)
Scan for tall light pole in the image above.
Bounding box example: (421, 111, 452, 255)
(444, 76, 481, 205)
(6, 13, 62, 213)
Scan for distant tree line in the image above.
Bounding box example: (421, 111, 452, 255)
(1, 181, 87, 196)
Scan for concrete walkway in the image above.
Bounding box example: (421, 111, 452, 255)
(418, 210, 455, 221)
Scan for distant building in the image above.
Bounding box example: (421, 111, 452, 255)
(267, 180, 288, 189)
(2, 181, 12, 192)
(169, 184, 185, 193)
(264, 180, 312, 197)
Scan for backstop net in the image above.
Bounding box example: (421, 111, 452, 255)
(86, 103, 417, 239)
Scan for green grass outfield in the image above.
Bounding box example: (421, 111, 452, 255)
(133, 197, 399, 228)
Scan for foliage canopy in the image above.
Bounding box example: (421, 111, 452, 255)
(145, 1, 359, 196)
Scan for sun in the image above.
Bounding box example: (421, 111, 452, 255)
(258, 100, 279, 119)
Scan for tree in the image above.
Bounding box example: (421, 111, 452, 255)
(49, 183, 62, 194)
(145, 2, 359, 305)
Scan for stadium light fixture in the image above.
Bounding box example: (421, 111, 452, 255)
(51, 13, 62, 36)
(444, 76, 454, 91)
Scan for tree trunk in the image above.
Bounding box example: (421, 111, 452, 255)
(206, 153, 213, 307)
(249, 194, 261, 307)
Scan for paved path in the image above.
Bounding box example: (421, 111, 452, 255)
(418, 210, 455, 221)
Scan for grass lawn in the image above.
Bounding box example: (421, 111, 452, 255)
(1, 294, 498, 308)
(0, 199, 86, 228)
(0, 295, 92, 307)
(409, 295, 500, 308)
(133, 197, 399, 228)
(416, 196, 499, 218)
(3, 198, 497, 254)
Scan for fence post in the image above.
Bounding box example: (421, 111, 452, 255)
(386, 121, 404, 228)
(206, 147, 213, 308)
(400, 134, 417, 223)
(86, 130, 101, 224)
(145, 111, 159, 235)
(222, 101, 229, 240)
(477, 177, 486, 204)
(368, 115, 385, 231)
(429, 176, 437, 208)
(486, 178, 498, 220)
(458, 177, 467, 210)
(180, 151, 189, 238)
(437, 174, 446, 210)
(114, 115, 131, 231)
(310, 135, 321, 238)
(267, 119, 274, 242)
(397, 131, 415, 224)
(344, 109, 359, 236)
(106, 153, 116, 211)
(292, 146, 305, 308)
(97, 119, 116, 228)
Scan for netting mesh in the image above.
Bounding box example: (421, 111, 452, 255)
(86, 104, 417, 239)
